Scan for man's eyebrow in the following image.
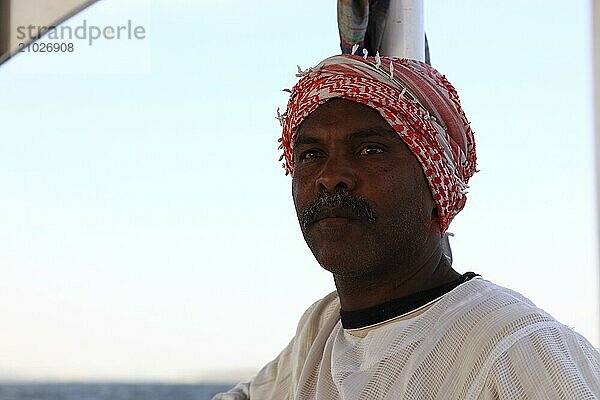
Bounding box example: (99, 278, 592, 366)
(350, 127, 399, 141)
(293, 135, 321, 148)
(293, 127, 399, 149)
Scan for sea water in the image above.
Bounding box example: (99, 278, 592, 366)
(0, 383, 235, 400)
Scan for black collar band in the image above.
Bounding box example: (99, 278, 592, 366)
(340, 272, 480, 329)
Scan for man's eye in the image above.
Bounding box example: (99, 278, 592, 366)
(299, 149, 323, 160)
(359, 145, 384, 155)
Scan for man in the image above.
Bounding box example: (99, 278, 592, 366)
(213, 54, 600, 399)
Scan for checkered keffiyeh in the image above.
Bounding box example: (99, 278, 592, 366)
(278, 54, 477, 233)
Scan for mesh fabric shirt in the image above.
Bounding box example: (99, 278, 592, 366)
(213, 278, 600, 399)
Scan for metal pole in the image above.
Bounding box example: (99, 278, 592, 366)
(593, 0, 600, 346)
(380, 0, 424, 60)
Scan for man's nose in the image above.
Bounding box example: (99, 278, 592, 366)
(315, 156, 357, 192)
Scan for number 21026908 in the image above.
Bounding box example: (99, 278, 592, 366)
(18, 42, 74, 53)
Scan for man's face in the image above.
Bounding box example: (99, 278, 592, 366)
(292, 99, 438, 279)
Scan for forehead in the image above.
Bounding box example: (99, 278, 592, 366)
(295, 98, 396, 142)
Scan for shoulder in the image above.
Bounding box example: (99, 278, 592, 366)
(243, 292, 341, 399)
(440, 278, 582, 352)
(444, 278, 600, 397)
(449, 276, 593, 347)
(294, 291, 341, 339)
(441, 277, 555, 328)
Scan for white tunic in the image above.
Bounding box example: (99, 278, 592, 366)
(213, 278, 600, 399)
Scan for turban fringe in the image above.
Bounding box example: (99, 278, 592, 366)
(279, 55, 477, 233)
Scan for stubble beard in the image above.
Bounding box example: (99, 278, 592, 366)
(304, 198, 432, 288)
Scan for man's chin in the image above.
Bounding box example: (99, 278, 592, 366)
(304, 227, 374, 274)
(311, 247, 368, 276)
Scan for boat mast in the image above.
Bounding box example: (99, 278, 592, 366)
(380, 0, 424, 61)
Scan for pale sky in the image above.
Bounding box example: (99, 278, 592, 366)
(0, 0, 597, 382)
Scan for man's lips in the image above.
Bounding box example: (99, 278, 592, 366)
(311, 209, 361, 226)
(316, 216, 358, 227)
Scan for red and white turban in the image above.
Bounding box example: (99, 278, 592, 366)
(278, 54, 477, 233)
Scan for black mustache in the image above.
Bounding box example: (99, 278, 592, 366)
(300, 190, 377, 228)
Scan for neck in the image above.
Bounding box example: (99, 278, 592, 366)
(334, 243, 460, 311)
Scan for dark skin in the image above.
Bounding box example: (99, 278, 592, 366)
(292, 99, 460, 311)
